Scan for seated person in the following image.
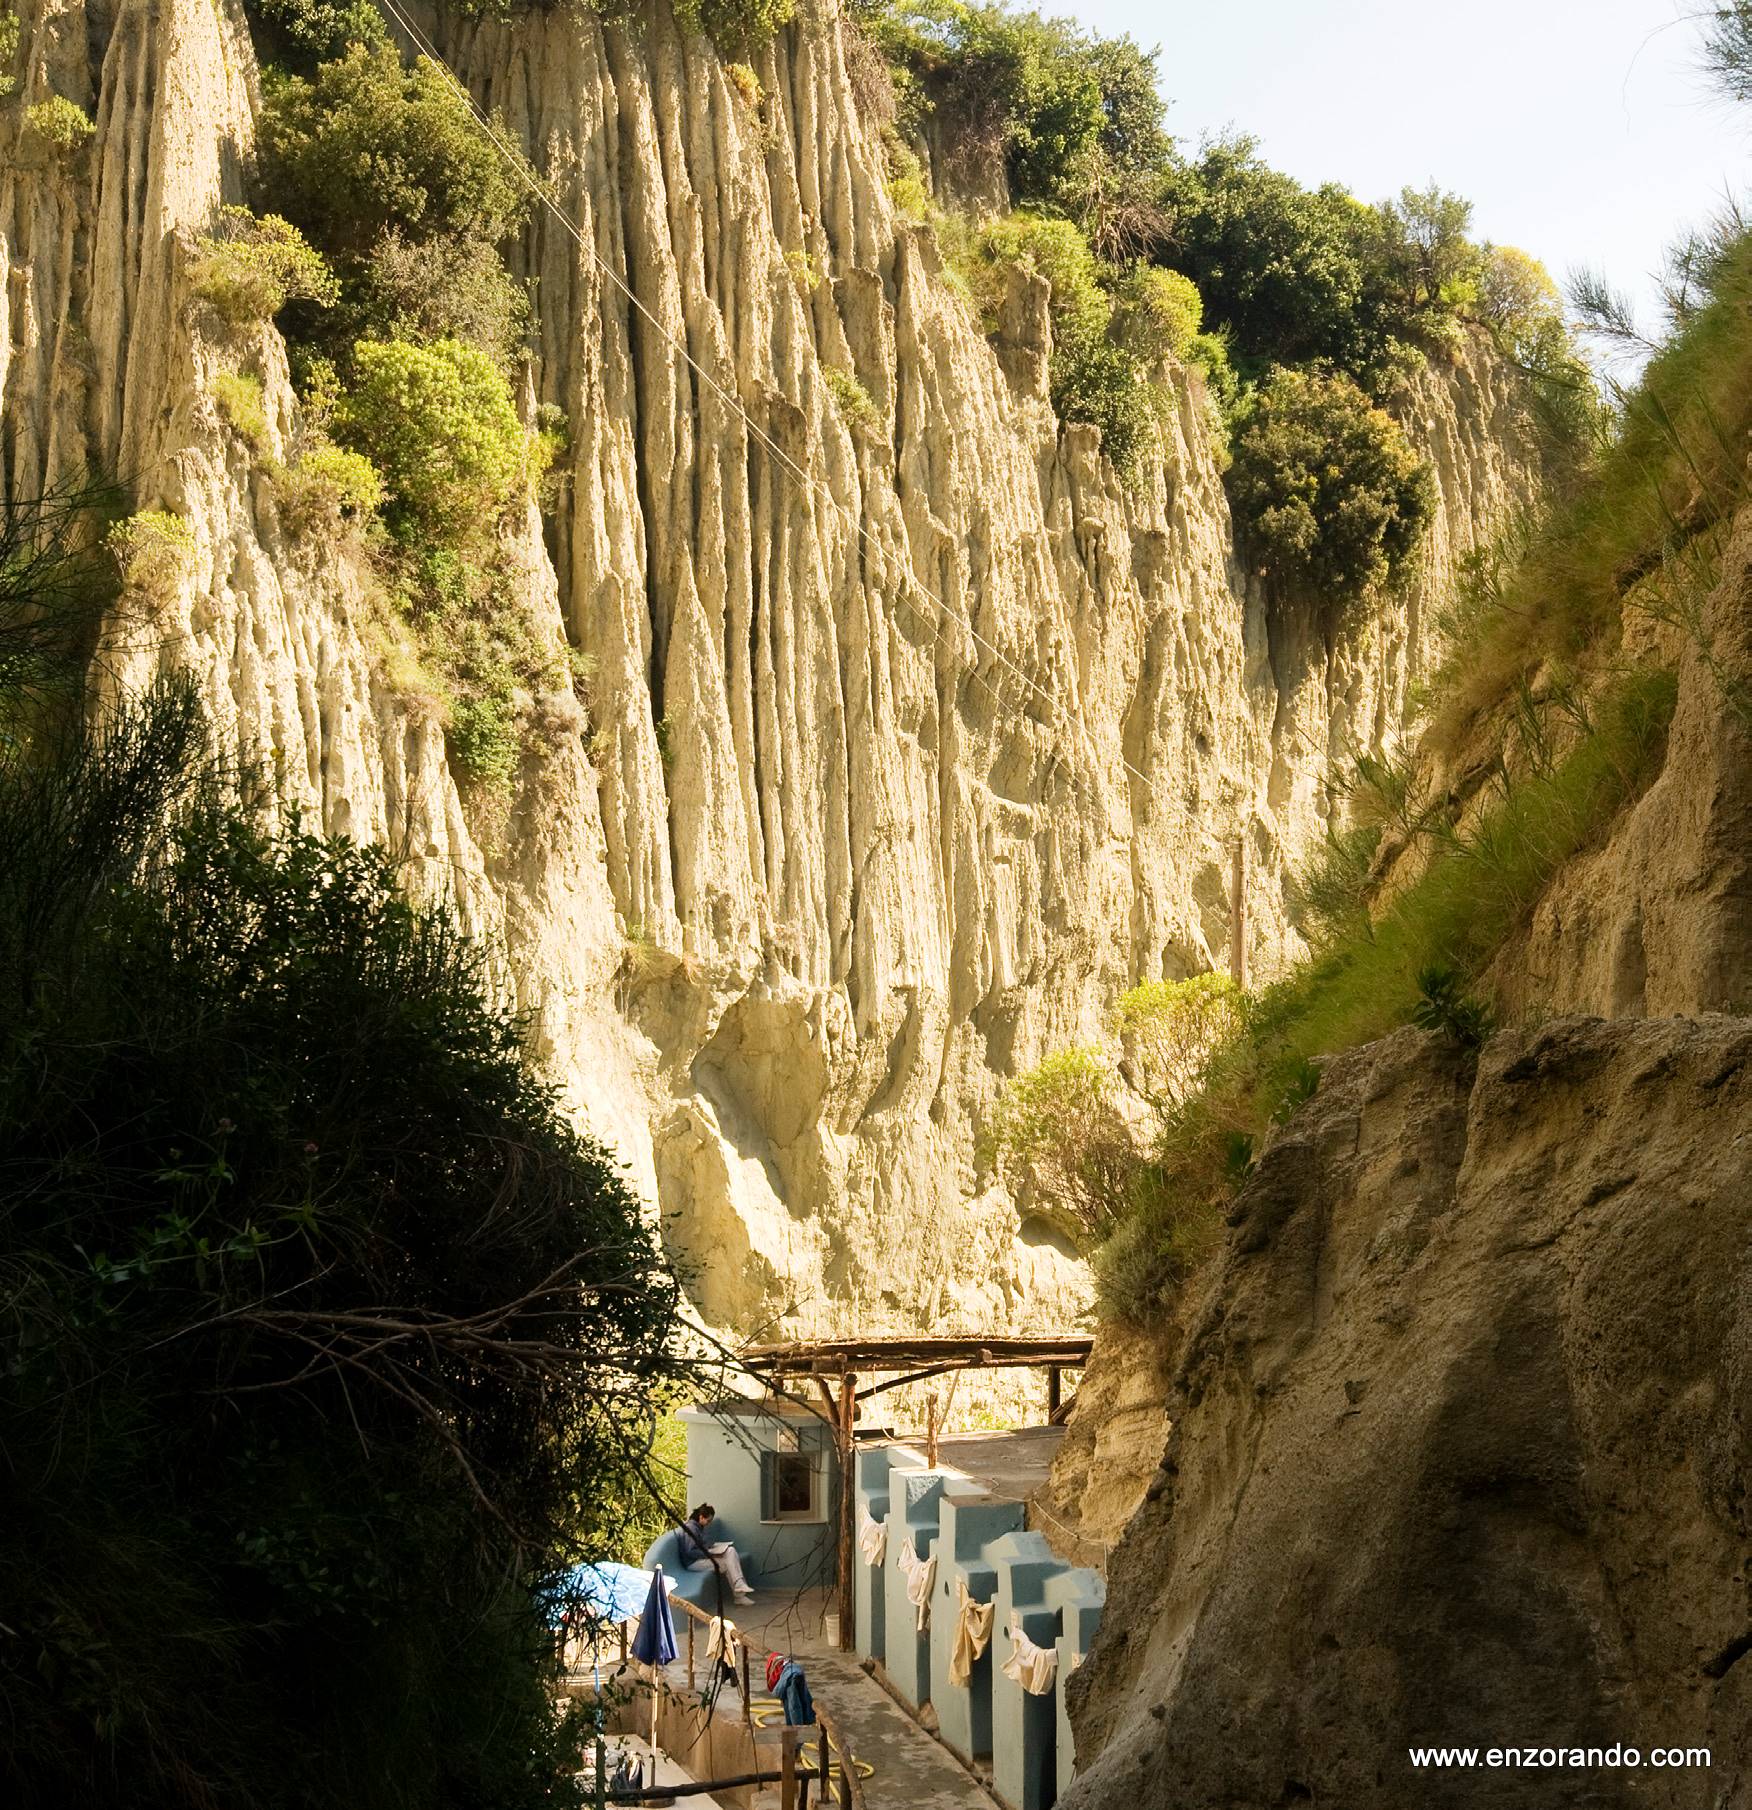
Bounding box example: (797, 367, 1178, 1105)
(679, 1502, 754, 1603)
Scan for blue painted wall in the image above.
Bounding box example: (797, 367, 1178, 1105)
(677, 1401, 839, 1594)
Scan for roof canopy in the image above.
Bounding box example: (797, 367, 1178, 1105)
(741, 1335, 1092, 1378)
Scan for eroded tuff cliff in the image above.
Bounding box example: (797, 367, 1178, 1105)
(0, 0, 1543, 1340)
(1059, 1015, 1752, 1809)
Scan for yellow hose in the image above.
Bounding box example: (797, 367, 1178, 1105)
(747, 1698, 876, 1779)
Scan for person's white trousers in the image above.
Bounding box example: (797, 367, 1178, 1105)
(689, 1543, 751, 1595)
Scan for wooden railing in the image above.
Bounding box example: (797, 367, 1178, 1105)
(581, 1592, 868, 1810)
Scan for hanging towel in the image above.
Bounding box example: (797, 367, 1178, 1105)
(947, 1580, 995, 1687)
(705, 1615, 743, 1675)
(897, 1539, 937, 1631)
(857, 1508, 887, 1567)
(1001, 1612, 1058, 1695)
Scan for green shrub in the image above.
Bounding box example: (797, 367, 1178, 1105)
(212, 371, 270, 449)
(1374, 184, 1483, 314)
(24, 95, 94, 151)
(783, 246, 820, 294)
(963, 210, 1105, 334)
(673, 0, 795, 56)
(448, 687, 521, 789)
(964, 210, 1158, 475)
(873, 0, 1165, 238)
(333, 337, 532, 545)
(1411, 964, 1493, 1048)
(884, 134, 933, 220)
(241, 0, 388, 69)
(723, 60, 763, 106)
(0, 10, 19, 99)
(275, 441, 384, 533)
(189, 206, 339, 325)
(350, 226, 531, 368)
(823, 363, 879, 429)
(1156, 138, 1377, 373)
(1119, 264, 1202, 363)
(1110, 973, 1242, 1114)
(106, 510, 195, 603)
(987, 1046, 1137, 1244)
(398, 548, 573, 789)
(0, 624, 696, 1803)
(1226, 366, 1434, 608)
(258, 45, 533, 260)
(1477, 243, 1561, 343)
(1092, 1162, 1226, 1326)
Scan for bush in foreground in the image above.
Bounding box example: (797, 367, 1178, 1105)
(0, 489, 693, 1809)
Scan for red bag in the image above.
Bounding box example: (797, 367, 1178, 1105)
(765, 1651, 785, 1693)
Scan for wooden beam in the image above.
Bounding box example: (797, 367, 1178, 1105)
(853, 1361, 968, 1401)
(836, 1369, 856, 1652)
(1047, 1364, 1062, 1419)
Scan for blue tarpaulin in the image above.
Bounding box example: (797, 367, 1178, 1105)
(630, 1566, 678, 1667)
(547, 1562, 668, 1628)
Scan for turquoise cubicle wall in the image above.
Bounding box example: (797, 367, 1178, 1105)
(1048, 1565, 1105, 1799)
(853, 1445, 922, 1665)
(881, 1465, 951, 1709)
(990, 1531, 1064, 1810)
(929, 1491, 1023, 1764)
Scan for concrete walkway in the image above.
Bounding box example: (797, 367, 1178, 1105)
(700, 1591, 998, 1809)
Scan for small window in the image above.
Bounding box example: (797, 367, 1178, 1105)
(760, 1446, 823, 1523)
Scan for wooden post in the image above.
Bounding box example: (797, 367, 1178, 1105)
(1047, 1364, 1062, 1420)
(780, 1725, 798, 1810)
(740, 1644, 755, 1745)
(686, 1615, 695, 1691)
(594, 1733, 607, 1810)
(618, 1622, 628, 1666)
(836, 1370, 857, 1651)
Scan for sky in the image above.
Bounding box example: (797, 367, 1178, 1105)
(1060, 0, 1747, 338)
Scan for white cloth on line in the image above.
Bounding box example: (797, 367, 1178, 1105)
(947, 1579, 995, 1687)
(897, 1538, 937, 1631)
(1002, 1612, 1058, 1695)
(857, 1508, 887, 1567)
(705, 1615, 743, 1674)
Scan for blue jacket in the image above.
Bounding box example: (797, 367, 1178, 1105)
(773, 1659, 815, 1727)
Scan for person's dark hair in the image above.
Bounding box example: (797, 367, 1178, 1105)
(690, 1503, 715, 1521)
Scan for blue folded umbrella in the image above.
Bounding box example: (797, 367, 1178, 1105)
(630, 1565, 678, 1667)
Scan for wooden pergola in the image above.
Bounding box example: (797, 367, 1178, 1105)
(740, 1334, 1094, 1651)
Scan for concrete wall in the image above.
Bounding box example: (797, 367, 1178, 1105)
(679, 1402, 838, 1593)
(1048, 1569, 1105, 1799)
(854, 1445, 922, 1664)
(930, 1493, 1023, 1764)
(851, 1443, 1107, 1808)
(882, 1465, 952, 1709)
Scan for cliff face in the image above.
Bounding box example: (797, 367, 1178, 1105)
(0, 0, 1543, 1341)
(1059, 1015, 1752, 1809)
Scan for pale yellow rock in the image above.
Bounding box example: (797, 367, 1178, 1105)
(0, 0, 1543, 1345)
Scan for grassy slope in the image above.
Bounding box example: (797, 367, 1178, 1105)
(1098, 237, 1752, 1326)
